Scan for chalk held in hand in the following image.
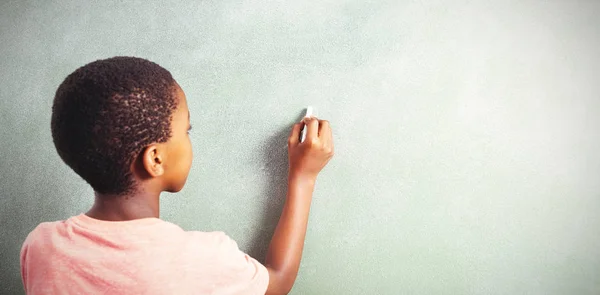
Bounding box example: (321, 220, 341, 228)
(300, 106, 313, 143)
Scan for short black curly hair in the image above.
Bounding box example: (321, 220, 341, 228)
(51, 56, 178, 195)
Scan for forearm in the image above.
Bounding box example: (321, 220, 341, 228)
(265, 173, 315, 294)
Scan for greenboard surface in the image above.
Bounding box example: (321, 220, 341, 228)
(1, 1, 599, 294)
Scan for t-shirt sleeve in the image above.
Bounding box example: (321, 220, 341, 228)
(193, 231, 269, 295)
(20, 236, 29, 292)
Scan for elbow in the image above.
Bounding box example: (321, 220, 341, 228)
(266, 267, 297, 295)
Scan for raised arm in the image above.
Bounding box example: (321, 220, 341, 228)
(264, 117, 334, 295)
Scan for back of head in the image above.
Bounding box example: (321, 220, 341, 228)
(51, 56, 178, 195)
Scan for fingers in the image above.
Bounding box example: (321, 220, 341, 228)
(299, 117, 333, 154)
(288, 123, 302, 146)
(304, 117, 319, 142)
(318, 120, 330, 138)
(319, 120, 334, 154)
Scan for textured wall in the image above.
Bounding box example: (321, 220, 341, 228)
(1, 1, 600, 294)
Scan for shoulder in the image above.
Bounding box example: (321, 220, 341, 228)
(22, 220, 65, 247)
(182, 231, 269, 291)
(20, 220, 66, 264)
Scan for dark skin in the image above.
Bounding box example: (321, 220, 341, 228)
(86, 83, 334, 295)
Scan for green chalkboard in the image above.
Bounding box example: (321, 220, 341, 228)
(1, 1, 600, 294)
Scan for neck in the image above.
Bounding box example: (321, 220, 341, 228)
(86, 189, 160, 221)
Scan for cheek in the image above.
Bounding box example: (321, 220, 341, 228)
(176, 138, 192, 175)
(185, 138, 193, 170)
(169, 138, 192, 175)
(170, 139, 192, 191)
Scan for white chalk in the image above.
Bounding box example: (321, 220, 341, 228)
(300, 106, 313, 143)
(305, 106, 313, 118)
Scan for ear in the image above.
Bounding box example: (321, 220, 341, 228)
(141, 144, 165, 177)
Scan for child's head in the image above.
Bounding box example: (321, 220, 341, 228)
(51, 56, 193, 196)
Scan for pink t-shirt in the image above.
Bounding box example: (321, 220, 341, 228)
(20, 214, 269, 294)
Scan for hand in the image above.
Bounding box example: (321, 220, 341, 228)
(287, 117, 334, 180)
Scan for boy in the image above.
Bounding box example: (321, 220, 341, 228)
(20, 56, 334, 294)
